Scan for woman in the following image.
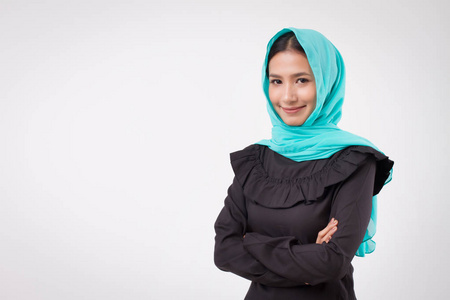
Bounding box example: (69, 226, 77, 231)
(214, 28, 394, 300)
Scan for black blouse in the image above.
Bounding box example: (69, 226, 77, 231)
(214, 145, 393, 300)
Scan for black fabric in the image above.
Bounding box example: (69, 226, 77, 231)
(214, 145, 393, 300)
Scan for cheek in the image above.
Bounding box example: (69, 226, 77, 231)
(300, 86, 316, 104)
(268, 87, 279, 104)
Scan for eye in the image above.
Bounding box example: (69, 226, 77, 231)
(270, 79, 282, 85)
(297, 78, 309, 83)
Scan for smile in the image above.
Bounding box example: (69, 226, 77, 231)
(281, 106, 306, 114)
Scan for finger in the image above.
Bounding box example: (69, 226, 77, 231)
(317, 226, 337, 244)
(320, 219, 338, 235)
(317, 218, 338, 240)
(324, 226, 338, 243)
(316, 219, 339, 244)
(325, 218, 338, 230)
(329, 218, 338, 226)
(319, 226, 337, 243)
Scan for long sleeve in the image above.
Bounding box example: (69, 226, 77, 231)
(214, 177, 305, 287)
(242, 157, 377, 286)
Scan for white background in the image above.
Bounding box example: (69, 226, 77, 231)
(1, 0, 449, 299)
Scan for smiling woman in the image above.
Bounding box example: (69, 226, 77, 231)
(214, 28, 394, 300)
(267, 31, 317, 127)
(268, 50, 316, 126)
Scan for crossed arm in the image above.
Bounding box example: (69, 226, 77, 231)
(214, 159, 375, 286)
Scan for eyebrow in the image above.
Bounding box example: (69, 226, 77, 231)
(269, 72, 312, 78)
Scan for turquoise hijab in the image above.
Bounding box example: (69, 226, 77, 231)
(256, 28, 392, 257)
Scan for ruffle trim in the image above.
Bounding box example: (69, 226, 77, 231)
(230, 145, 393, 209)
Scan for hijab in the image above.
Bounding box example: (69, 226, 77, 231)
(256, 28, 393, 257)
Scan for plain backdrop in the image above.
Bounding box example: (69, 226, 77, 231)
(1, 0, 449, 299)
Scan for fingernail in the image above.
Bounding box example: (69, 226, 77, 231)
(331, 218, 335, 222)
(333, 220, 338, 224)
(332, 227, 337, 231)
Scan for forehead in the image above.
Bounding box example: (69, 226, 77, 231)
(268, 50, 312, 75)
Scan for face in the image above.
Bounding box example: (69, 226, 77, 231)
(268, 50, 316, 126)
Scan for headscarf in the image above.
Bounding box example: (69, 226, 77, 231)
(256, 28, 393, 257)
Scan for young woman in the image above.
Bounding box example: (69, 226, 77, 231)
(214, 28, 394, 300)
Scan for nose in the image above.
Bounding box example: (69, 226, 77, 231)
(282, 83, 297, 104)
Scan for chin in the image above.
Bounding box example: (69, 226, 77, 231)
(283, 119, 306, 127)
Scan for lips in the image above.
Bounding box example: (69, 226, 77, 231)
(281, 106, 306, 114)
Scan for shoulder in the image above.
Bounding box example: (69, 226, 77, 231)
(230, 144, 261, 162)
(228, 144, 393, 208)
(333, 146, 393, 195)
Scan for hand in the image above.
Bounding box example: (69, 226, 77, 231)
(316, 218, 338, 244)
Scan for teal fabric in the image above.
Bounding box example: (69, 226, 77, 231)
(256, 28, 392, 257)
